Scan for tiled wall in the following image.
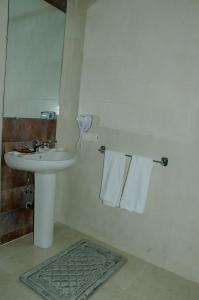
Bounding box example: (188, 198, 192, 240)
(57, 0, 199, 284)
(0, 117, 56, 244)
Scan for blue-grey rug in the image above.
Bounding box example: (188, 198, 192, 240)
(20, 239, 127, 300)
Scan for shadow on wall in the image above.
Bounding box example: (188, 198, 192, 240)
(43, 0, 67, 12)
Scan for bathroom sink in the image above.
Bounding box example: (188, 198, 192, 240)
(4, 149, 77, 249)
(4, 149, 76, 174)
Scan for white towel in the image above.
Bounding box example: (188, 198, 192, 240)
(120, 155, 153, 213)
(100, 150, 126, 207)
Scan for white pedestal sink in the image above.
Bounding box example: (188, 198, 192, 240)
(4, 149, 76, 248)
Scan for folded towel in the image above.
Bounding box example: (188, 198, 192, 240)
(100, 150, 126, 207)
(120, 155, 153, 213)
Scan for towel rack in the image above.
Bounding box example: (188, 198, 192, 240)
(98, 145, 168, 167)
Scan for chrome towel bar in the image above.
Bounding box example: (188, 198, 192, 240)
(98, 145, 168, 167)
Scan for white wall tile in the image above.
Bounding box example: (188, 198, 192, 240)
(57, 0, 199, 284)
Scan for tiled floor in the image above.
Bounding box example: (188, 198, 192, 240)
(0, 223, 199, 300)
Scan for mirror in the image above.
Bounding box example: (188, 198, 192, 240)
(3, 0, 66, 118)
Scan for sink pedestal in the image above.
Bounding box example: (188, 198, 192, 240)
(34, 173, 56, 248)
(4, 149, 76, 248)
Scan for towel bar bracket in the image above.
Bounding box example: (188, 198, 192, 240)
(98, 146, 168, 167)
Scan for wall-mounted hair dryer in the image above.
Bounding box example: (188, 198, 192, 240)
(76, 114, 93, 134)
(76, 114, 93, 151)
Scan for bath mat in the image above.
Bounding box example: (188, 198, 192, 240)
(20, 239, 127, 300)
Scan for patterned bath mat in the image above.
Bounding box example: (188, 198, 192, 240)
(20, 239, 127, 300)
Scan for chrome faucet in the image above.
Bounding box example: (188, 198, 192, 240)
(32, 140, 44, 152)
(32, 140, 57, 152)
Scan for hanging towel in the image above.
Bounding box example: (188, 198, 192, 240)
(120, 155, 153, 213)
(100, 150, 126, 207)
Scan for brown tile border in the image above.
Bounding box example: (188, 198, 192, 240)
(0, 224, 33, 244)
(2, 118, 56, 142)
(1, 187, 26, 212)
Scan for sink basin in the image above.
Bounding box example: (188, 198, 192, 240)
(5, 149, 76, 174)
(4, 149, 77, 249)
